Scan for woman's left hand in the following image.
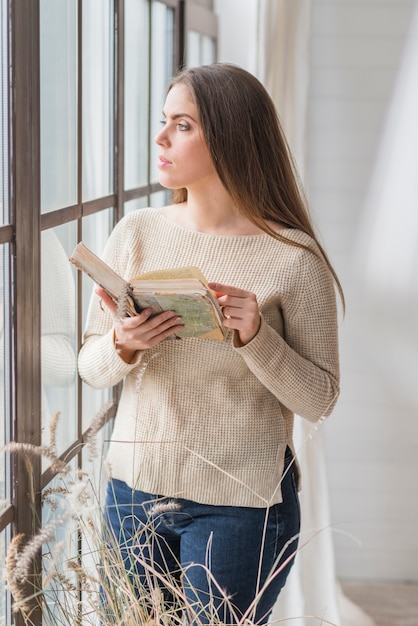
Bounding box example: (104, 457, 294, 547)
(208, 282, 261, 346)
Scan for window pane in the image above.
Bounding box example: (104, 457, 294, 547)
(83, 0, 114, 201)
(0, 244, 11, 626)
(81, 208, 114, 323)
(125, 0, 150, 190)
(187, 31, 216, 67)
(201, 34, 216, 65)
(1, 243, 11, 503)
(81, 210, 114, 432)
(41, 226, 78, 461)
(40, 444, 112, 622)
(0, 0, 9, 226)
(124, 196, 149, 215)
(79, 433, 111, 612)
(40, 0, 77, 213)
(0, 529, 10, 626)
(0, 0, 10, 507)
(187, 31, 200, 67)
(149, 189, 169, 208)
(149, 2, 175, 183)
(41, 460, 79, 623)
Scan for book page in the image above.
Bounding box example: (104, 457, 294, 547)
(132, 278, 207, 294)
(154, 294, 220, 337)
(132, 266, 209, 286)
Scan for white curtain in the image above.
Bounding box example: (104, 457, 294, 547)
(255, 0, 310, 181)
(255, 2, 374, 624)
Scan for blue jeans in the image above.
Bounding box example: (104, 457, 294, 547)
(103, 451, 300, 624)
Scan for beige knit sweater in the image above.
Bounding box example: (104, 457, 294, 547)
(78, 208, 340, 508)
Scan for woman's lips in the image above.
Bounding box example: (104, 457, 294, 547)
(158, 155, 172, 168)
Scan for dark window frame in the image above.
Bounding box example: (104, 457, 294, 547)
(0, 1, 216, 623)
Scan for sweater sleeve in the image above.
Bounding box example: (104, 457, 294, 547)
(77, 216, 148, 389)
(233, 249, 340, 422)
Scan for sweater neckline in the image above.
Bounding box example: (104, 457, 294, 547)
(154, 208, 279, 241)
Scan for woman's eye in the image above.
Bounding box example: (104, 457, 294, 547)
(159, 119, 189, 131)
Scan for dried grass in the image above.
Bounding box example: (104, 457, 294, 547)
(1, 410, 337, 626)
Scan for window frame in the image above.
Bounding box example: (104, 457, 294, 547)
(0, 1, 217, 623)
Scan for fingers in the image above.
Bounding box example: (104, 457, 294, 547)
(220, 306, 232, 320)
(97, 284, 185, 350)
(208, 282, 251, 298)
(208, 281, 261, 345)
(96, 285, 185, 350)
(96, 287, 118, 315)
(115, 309, 184, 350)
(208, 282, 258, 319)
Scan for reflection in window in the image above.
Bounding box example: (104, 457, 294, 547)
(41, 226, 77, 461)
(40, 0, 77, 213)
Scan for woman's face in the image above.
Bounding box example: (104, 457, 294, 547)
(155, 83, 218, 193)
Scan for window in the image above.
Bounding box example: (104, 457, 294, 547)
(184, 0, 217, 66)
(0, 1, 217, 624)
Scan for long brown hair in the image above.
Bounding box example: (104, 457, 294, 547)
(169, 63, 344, 310)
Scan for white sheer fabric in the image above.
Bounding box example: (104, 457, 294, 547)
(255, 2, 374, 624)
(255, 0, 311, 181)
(270, 422, 375, 625)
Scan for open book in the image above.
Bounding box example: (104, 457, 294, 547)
(69, 242, 226, 341)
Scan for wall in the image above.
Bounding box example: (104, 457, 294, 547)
(308, 0, 417, 582)
(213, 0, 258, 72)
(215, 0, 418, 582)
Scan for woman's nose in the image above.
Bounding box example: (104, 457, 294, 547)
(155, 126, 168, 146)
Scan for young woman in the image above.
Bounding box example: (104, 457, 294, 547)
(78, 63, 342, 624)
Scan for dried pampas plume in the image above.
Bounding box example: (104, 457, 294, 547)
(5, 534, 33, 614)
(84, 399, 116, 459)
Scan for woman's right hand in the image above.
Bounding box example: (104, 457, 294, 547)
(96, 288, 184, 357)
